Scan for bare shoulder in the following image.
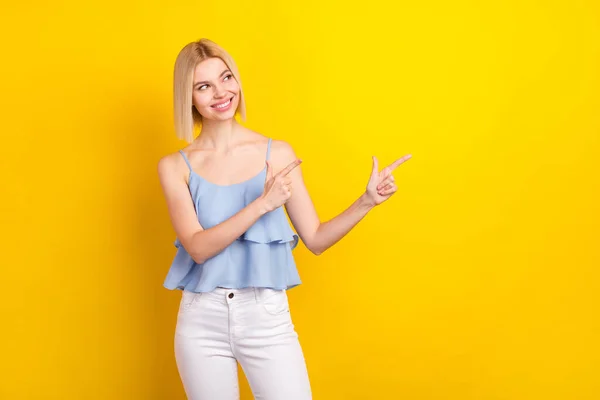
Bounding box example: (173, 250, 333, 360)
(157, 150, 187, 185)
(268, 138, 304, 180)
(239, 127, 270, 148)
(239, 127, 293, 161)
(269, 138, 298, 164)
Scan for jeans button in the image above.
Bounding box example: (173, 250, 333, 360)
(228, 293, 234, 299)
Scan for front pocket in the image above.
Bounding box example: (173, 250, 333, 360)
(262, 290, 290, 315)
(179, 290, 202, 312)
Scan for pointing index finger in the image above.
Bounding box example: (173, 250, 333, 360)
(387, 154, 412, 171)
(276, 159, 303, 177)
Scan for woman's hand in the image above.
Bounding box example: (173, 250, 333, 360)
(260, 159, 303, 212)
(365, 154, 412, 207)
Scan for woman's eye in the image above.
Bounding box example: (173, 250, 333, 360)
(224, 74, 233, 81)
(199, 85, 208, 90)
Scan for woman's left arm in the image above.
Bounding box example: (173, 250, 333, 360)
(273, 140, 412, 255)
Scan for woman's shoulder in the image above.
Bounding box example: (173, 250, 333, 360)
(269, 137, 297, 163)
(157, 149, 189, 184)
(240, 128, 296, 156)
(157, 149, 185, 170)
(240, 128, 298, 169)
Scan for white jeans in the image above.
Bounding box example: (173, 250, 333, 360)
(174, 287, 312, 400)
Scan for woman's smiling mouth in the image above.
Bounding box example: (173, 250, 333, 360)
(211, 95, 234, 111)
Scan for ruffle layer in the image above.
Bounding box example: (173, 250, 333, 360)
(164, 207, 301, 293)
(164, 165, 301, 293)
(240, 206, 299, 250)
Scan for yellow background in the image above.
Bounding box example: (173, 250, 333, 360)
(1, 1, 599, 399)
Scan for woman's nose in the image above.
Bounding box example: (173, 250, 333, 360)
(213, 84, 227, 98)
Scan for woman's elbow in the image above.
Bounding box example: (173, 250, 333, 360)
(189, 247, 207, 264)
(192, 256, 207, 264)
(307, 244, 324, 256)
(187, 232, 208, 264)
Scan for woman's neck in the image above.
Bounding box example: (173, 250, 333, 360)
(195, 118, 244, 151)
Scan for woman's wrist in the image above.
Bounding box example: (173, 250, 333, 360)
(359, 191, 377, 211)
(252, 197, 272, 217)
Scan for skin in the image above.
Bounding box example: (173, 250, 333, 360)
(157, 57, 412, 263)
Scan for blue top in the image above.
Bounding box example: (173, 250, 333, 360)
(163, 138, 302, 293)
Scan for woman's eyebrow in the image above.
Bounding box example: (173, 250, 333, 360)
(194, 69, 231, 87)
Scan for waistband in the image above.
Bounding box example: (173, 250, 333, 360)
(182, 286, 286, 305)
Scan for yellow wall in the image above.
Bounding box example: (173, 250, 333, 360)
(1, 1, 598, 399)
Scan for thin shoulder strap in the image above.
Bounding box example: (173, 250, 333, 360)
(178, 150, 193, 172)
(266, 138, 272, 161)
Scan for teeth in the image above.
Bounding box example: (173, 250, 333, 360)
(215, 99, 230, 109)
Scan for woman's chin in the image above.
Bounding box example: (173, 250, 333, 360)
(201, 111, 236, 122)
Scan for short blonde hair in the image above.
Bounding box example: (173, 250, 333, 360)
(173, 38, 247, 143)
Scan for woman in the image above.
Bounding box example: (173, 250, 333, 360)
(157, 38, 411, 400)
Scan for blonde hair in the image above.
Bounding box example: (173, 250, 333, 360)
(173, 38, 247, 143)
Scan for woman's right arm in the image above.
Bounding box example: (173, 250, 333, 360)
(157, 155, 300, 264)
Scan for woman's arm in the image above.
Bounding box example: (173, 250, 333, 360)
(273, 140, 411, 255)
(295, 191, 375, 256)
(158, 152, 301, 264)
(157, 155, 267, 264)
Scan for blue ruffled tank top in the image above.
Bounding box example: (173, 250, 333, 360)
(163, 138, 302, 293)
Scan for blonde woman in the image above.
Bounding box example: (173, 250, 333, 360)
(157, 38, 411, 400)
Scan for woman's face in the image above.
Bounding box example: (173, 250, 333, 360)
(192, 57, 240, 121)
